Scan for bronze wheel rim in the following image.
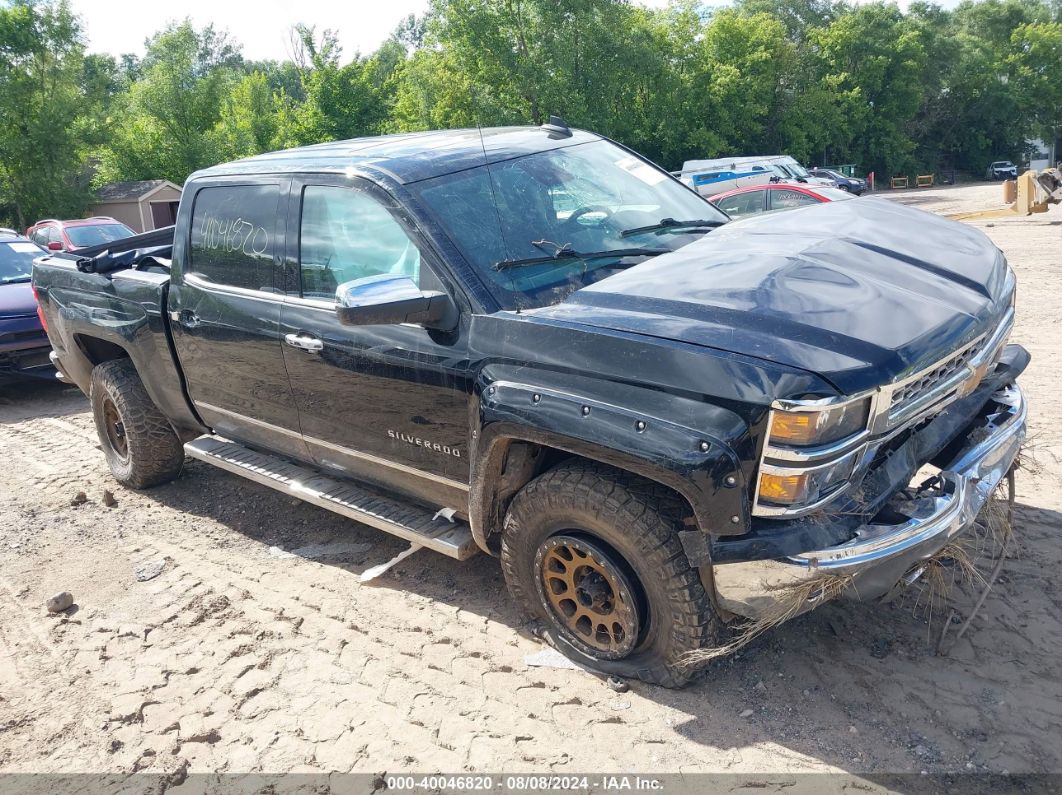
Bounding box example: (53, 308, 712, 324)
(102, 398, 128, 463)
(535, 535, 640, 659)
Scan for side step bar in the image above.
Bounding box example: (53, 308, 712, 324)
(185, 437, 477, 560)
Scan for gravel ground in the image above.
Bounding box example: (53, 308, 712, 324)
(0, 184, 1059, 779)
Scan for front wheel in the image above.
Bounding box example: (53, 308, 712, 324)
(90, 359, 185, 488)
(500, 462, 720, 687)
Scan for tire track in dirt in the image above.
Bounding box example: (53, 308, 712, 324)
(0, 416, 107, 507)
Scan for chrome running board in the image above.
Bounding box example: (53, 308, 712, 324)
(185, 437, 477, 560)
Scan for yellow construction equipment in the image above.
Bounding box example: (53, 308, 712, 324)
(948, 168, 1062, 221)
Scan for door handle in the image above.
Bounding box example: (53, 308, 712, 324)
(284, 333, 324, 353)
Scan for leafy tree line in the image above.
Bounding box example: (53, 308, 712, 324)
(1, 0, 1060, 226)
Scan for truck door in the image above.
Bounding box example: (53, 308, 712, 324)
(168, 179, 309, 461)
(278, 176, 472, 512)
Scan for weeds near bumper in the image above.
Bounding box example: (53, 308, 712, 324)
(683, 573, 854, 667)
(913, 540, 986, 630)
(691, 453, 1025, 669)
(909, 463, 1021, 654)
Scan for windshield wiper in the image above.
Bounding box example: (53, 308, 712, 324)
(494, 246, 668, 271)
(1, 275, 31, 284)
(620, 218, 726, 238)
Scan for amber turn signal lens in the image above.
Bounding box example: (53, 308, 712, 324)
(768, 398, 871, 448)
(758, 471, 808, 504)
(769, 412, 818, 445)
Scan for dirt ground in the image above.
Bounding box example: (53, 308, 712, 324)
(0, 184, 1060, 780)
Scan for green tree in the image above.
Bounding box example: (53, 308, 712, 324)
(917, 0, 1044, 172)
(0, 0, 90, 227)
(272, 24, 393, 148)
(811, 3, 929, 176)
(394, 0, 691, 164)
(683, 11, 800, 158)
(214, 72, 277, 158)
(94, 20, 238, 185)
(1008, 21, 1062, 161)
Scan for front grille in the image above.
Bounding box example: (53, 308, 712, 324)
(888, 339, 985, 421)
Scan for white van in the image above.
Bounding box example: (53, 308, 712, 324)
(678, 154, 833, 197)
(675, 156, 775, 196)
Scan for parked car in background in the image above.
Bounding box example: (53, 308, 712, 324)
(771, 156, 835, 188)
(0, 230, 52, 378)
(985, 161, 1018, 181)
(710, 183, 855, 219)
(674, 156, 776, 196)
(808, 168, 867, 195)
(677, 155, 832, 197)
(26, 217, 134, 253)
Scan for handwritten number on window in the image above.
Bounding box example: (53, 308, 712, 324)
(199, 215, 269, 257)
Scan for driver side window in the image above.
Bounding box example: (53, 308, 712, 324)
(299, 186, 421, 301)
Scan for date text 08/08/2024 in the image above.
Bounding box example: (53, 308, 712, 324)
(385, 776, 664, 791)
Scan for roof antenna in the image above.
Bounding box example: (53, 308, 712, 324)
(540, 114, 572, 139)
(470, 87, 522, 312)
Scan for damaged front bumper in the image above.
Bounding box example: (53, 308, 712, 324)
(712, 372, 1027, 621)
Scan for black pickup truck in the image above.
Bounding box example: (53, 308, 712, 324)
(33, 123, 1027, 686)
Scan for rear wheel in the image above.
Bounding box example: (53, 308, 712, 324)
(501, 461, 720, 687)
(90, 359, 184, 488)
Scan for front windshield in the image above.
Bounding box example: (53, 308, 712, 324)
(0, 240, 42, 283)
(770, 165, 793, 178)
(787, 162, 811, 178)
(414, 140, 727, 309)
(66, 223, 134, 247)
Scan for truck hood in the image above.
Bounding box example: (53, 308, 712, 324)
(529, 198, 1012, 395)
(0, 282, 39, 318)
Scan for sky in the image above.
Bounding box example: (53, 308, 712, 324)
(69, 0, 673, 62)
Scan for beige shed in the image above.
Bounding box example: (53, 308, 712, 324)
(90, 180, 183, 234)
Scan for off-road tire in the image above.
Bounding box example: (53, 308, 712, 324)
(90, 359, 184, 489)
(500, 461, 720, 687)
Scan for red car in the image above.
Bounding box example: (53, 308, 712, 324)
(26, 216, 134, 253)
(709, 183, 855, 219)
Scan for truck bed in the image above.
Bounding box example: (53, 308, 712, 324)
(31, 244, 204, 440)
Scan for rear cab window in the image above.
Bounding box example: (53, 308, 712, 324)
(189, 184, 280, 292)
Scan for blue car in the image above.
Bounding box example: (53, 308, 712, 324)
(808, 168, 867, 195)
(0, 229, 52, 378)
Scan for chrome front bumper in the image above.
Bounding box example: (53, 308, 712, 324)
(713, 384, 1027, 620)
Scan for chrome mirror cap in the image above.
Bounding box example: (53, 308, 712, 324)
(335, 274, 457, 330)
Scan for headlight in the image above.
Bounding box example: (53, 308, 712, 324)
(754, 395, 873, 516)
(767, 397, 871, 448)
(758, 454, 858, 508)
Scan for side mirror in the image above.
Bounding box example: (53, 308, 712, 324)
(336, 274, 457, 331)
(47, 241, 63, 251)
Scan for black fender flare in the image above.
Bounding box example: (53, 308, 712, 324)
(469, 378, 750, 554)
